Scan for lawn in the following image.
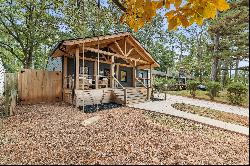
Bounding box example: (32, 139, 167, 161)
(0, 103, 249, 165)
(166, 90, 249, 108)
(171, 103, 249, 127)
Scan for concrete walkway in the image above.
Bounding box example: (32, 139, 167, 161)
(128, 95, 249, 135)
(154, 93, 249, 117)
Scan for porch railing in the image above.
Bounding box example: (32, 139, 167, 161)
(136, 77, 147, 88)
(64, 74, 110, 90)
(113, 76, 124, 89)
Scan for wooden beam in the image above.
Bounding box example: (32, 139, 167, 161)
(82, 43, 85, 91)
(114, 41, 124, 55)
(63, 56, 67, 89)
(94, 61, 98, 89)
(63, 33, 129, 46)
(110, 56, 115, 88)
(116, 64, 120, 84)
(108, 45, 134, 66)
(150, 64, 153, 88)
(125, 48, 134, 57)
(84, 47, 148, 64)
(133, 61, 137, 87)
(75, 47, 80, 90)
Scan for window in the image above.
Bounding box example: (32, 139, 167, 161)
(139, 72, 143, 78)
(120, 70, 127, 82)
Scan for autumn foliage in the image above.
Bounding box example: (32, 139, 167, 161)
(120, 0, 230, 31)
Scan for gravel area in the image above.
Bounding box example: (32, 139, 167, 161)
(0, 103, 249, 165)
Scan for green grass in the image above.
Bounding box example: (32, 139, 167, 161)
(166, 90, 249, 108)
(171, 103, 249, 127)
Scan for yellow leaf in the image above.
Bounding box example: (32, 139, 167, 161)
(179, 15, 189, 27)
(215, 0, 230, 11)
(165, 10, 175, 20)
(196, 16, 203, 26)
(174, 0, 182, 9)
(168, 16, 178, 30)
(137, 18, 145, 28)
(165, 0, 170, 9)
(203, 3, 216, 19)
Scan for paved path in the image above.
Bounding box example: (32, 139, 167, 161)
(128, 94, 249, 135)
(154, 93, 249, 117)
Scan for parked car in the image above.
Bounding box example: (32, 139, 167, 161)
(197, 84, 206, 91)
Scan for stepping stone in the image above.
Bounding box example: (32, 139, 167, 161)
(81, 116, 101, 126)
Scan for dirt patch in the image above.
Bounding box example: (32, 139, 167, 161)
(0, 103, 249, 165)
(171, 102, 249, 127)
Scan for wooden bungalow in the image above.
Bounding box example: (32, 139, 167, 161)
(49, 32, 159, 107)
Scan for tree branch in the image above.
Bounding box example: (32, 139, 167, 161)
(0, 41, 24, 62)
(111, 0, 127, 12)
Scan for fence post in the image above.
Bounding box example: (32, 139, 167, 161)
(147, 86, 150, 100)
(164, 91, 167, 100)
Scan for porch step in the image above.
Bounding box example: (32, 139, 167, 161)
(112, 88, 149, 105)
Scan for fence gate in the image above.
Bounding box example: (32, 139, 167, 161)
(18, 69, 62, 104)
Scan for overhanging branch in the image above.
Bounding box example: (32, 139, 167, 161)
(111, 0, 127, 12)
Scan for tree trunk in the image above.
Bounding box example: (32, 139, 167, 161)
(210, 11, 219, 82)
(234, 58, 239, 81)
(221, 60, 228, 87)
(23, 53, 33, 69)
(211, 56, 219, 81)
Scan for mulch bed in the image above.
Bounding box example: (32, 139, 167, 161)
(171, 103, 249, 127)
(0, 103, 249, 165)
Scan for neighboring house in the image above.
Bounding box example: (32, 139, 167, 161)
(48, 32, 160, 106)
(0, 59, 5, 96)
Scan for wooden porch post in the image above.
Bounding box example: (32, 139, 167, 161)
(132, 61, 137, 87)
(150, 64, 153, 88)
(82, 43, 85, 90)
(63, 56, 67, 89)
(94, 61, 98, 89)
(82, 43, 85, 111)
(116, 64, 120, 86)
(110, 56, 115, 88)
(75, 46, 80, 90)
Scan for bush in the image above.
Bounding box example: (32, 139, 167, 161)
(153, 77, 177, 92)
(153, 77, 166, 92)
(187, 80, 200, 97)
(165, 78, 178, 91)
(227, 82, 248, 105)
(206, 81, 221, 100)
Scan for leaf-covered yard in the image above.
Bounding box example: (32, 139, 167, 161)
(0, 103, 249, 165)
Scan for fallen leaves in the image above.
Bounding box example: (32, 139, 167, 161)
(0, 103, 249, 165)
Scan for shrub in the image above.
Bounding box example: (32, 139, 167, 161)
(206, 81, 221, 100)
(153, 77, 177, 92)
(165, 78, 178, 91)
(153, 77, 166, 92)
(187, 80, 200, 97)
(227, 82, 248, 105)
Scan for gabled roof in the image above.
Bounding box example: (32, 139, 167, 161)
(50, 32, 160, 68)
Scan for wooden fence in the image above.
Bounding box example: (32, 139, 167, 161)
(18, 69, 62, 104)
